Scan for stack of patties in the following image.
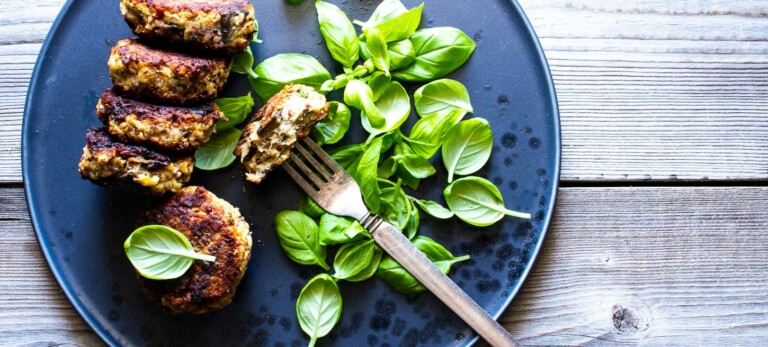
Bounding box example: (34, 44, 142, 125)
(78, 0, 256, 196)
(77, 0, 256, 315)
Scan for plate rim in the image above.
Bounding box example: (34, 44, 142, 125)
(467, 0, 562, 343)
(21, 0, 561, 346)
(21, 2, 124, 346)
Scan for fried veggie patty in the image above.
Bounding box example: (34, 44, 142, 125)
(108, 39, 230, 104)
(78, 128, 194, 196)
(120, 0, 256, 55)
(136, 186, 252, 314)
(235, 85, 328, 184)
(97, 88, 225, 151)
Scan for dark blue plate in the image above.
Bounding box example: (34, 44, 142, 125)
(22, 0, 559, 345)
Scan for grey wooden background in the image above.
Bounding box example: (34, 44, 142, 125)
(1, 0, 767, 345)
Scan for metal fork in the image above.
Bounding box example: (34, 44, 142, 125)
(281, 138, 522, 347)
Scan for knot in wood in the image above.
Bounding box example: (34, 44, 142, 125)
(612, 304, 646, 334)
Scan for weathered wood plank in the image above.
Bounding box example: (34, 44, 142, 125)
(0, 0, 68, 183)
(0, 188, 101, 346)
(503, 186, 768, 346)
(0, 42, 41, 184)
(2, 187, 767, 345)
(0, 0, 767, 182)
(517, 0, 768, 181)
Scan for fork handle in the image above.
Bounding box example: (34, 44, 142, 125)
(370, 221, 522, 347)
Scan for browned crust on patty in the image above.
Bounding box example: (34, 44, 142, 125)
(86, 128, 175, 164)
(120, 0, 255, 55)
(136, 186, 252, 314)
(97, 88, 225, 151)
(129, 0, 252, 13)
(108, 39, 231, 104)
(78, 128, 194, 196)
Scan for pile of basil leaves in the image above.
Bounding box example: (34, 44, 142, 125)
(195, 1, 531, 345)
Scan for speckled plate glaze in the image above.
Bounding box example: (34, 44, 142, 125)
(22, 0, 560, 345)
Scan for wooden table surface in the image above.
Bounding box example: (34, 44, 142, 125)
(2, 0, 767, 345)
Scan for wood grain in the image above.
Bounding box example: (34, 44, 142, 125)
(0, 0, 68, 182)
(2, 187, 767, 346)
(0, 0, 767, 182)
(0, 188, 101, 346)
(503, 186, 768, 346)
(518, 0, 768, 181)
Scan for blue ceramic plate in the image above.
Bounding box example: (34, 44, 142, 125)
(22, 0, 559, 345)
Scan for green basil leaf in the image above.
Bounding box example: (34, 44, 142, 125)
(359, 40, 371, 60)
(231, 46, 259, 80)
(316, 0, 360, 68)
(251, 54, 332, 100)
(444, 177, 531, 227)
(379, 129, 399, 153)
(299, 194, 326, 219)
(362, 0, 408, 27)
(405, 199, 419, 239)
(413, 199, 454, 219)
(330, 144, 365, 170)
(396, 154, 435, 179)
(442, 118, 493, 182)
(324, 73, 354, 92)
(194, 128, 242, 170)
(443, 118, 493, 183)
(124, 225, 216, 280)
(274, 211, 330, 270)
(297, 274, 342, 347)
(414, 79, 473, 119)
(355, 137, 383, 213)
(377, 157, 397, 178)
(405, 108, 464, 158)
(415, 237, 469, 269)
(392, 144, 420, 188)
(395, 165, 420, 190)
(377, 236, 469, 294)
(318, 213, 367, 246)
(359, 0, 408, 27)
(388, 39, 415, 71)
(366, 71, 391, 101)
(312, 101, 351, 145)
(346, 245, 383, 282)
(392, 27, 476, 82)
(333, 239, 377, 281)
(394, 141, 414, 156)
(214, 93, 254, 130)
(364, 27, 390, 75)
(360, 39, 414, 72)
(344, 80, 385, 129)
(344, 220, 367, 239)
(394, 142, 424, 189)
(378, 179, 411, 230)
(361, 81, 410, 134)
(363, 2, 423, 43)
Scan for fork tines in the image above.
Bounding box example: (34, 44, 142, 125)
(282, 138, 342, 194)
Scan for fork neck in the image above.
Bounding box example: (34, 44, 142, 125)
(359, 212, 385, 232)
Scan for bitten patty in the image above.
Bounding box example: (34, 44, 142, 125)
(78, 128, 194, 196)
(136, 186, 252, 314)
(235, 84, 328, 184)
(120, 0, 256, 55)
(97, 88, 225, 151)
(108, 39, 230, 104)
